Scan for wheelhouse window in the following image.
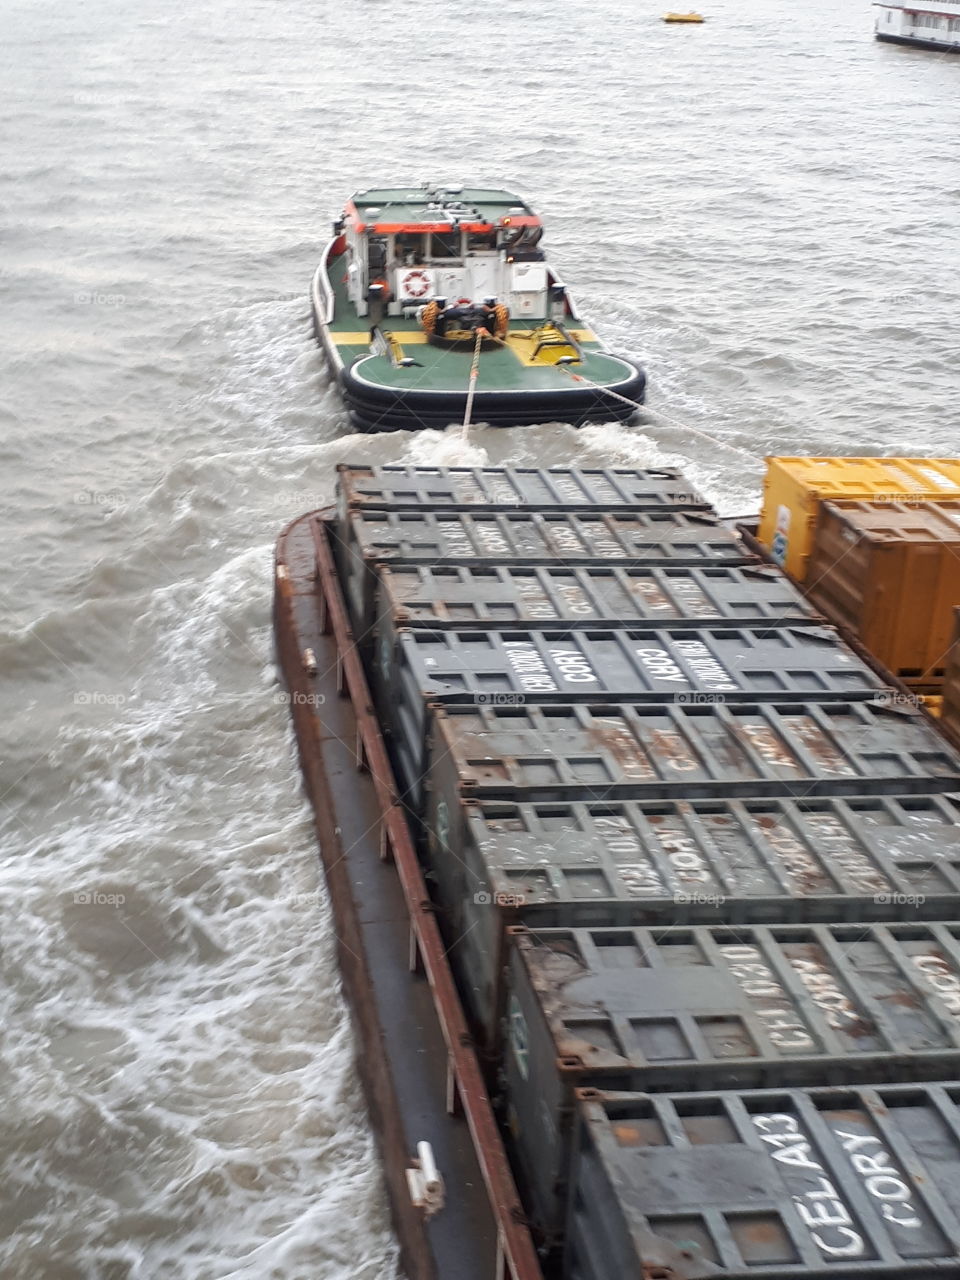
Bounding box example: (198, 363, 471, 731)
(394, 232, 425, 265)
(467, 229, 498, 254)
(429, 229, 461, 260)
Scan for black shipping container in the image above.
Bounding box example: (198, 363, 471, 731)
(334, 508, 751, 637)
(424, 793, 960, 1048)
(567, 1084, 960, 1280)
(377, 562, 819, 629)
(381, 627, 885, 789)
(336, 463, 709, 513)
(410, 698, 960, 825)
(504, 921, 960, 1239)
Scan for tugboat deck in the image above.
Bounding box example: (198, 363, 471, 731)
(323, 263, 625, 395)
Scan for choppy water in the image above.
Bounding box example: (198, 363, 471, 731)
(1, 0, 957, 1274)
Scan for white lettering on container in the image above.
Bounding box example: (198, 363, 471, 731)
(721, 945, 815, 1051)
(797, 814, 890, 894)
(752, 1113, 865, 1258)
(502, 642, 559, 693)
(788, 955, 861, 1031)
(548, 648, 599, 683)
(552, 581, 595, 616)
(909, 950, 960, 1015)
(635, 646, 689, 685)
(672, 638, 739, 690)
(655, 830, 711, 884)
(591, 719, 656, 781)
(593, 814, 666, 897)
(741, 724, 799, 770)
(836, 1130, 922, 1229)
(548, 525, 590, 555)
(632, 580, 676, 615)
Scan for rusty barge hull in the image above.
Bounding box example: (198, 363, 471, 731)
(274, 511, 542, 1280)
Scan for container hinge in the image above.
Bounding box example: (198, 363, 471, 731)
(406, 1141, 444, 1219)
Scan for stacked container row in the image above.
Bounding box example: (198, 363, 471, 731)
(334, 463, 960, 1277)
(505, 921, 960, 1235)
(567, 1083, 960, 1280)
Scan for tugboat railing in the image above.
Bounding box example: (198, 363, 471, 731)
(314, 238, 339, 325)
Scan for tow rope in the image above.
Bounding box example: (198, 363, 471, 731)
(554, 363, 762, 467)
(479, 330, 762, 466)
(461, 328, 484, 433)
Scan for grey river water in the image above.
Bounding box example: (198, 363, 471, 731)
(1, 0, 958, 1275)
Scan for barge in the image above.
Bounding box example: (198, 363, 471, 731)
(311, 189, 647, 432)
(875, 0, 960, 51)
(274, 463, 960, 1280)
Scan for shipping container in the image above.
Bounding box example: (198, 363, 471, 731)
(935, 610, 960, 751)
(377, 563, 819, 630)
(408, 697, 960, 824)
(504, 921, 960, 1239)
(756, 457, 960, 582)
(567, 1083, 960, 1280)
(424, 793, 960, 1047)
(334, 508, 751, 637)
(807, 499, 960, 690)
(336, 463, 708, 513)
(380, 626, 886, 784)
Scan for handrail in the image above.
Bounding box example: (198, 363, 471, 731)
(310, 518, 544, 1280)
(312, 237, 340, 326)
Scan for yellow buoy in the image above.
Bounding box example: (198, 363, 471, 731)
(663, 11, 705, 21)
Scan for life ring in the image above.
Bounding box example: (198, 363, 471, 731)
(400, 269, 431, 299)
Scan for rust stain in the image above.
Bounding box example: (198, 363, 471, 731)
(613, 1122, 644, 1147)
(739, 1220, 788, 1245)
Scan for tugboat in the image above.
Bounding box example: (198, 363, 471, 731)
(311, 186, 647, 432)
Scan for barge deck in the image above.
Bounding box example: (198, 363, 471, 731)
(274, 511, 542, 1280)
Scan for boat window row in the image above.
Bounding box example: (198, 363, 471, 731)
(911, 11, 960, 28)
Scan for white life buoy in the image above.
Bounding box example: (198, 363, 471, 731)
(399, 269, 431, 299)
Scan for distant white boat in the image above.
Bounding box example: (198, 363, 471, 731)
(875, 0, 960, 51)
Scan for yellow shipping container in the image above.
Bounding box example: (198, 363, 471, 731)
(757, 457, 960, 581)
